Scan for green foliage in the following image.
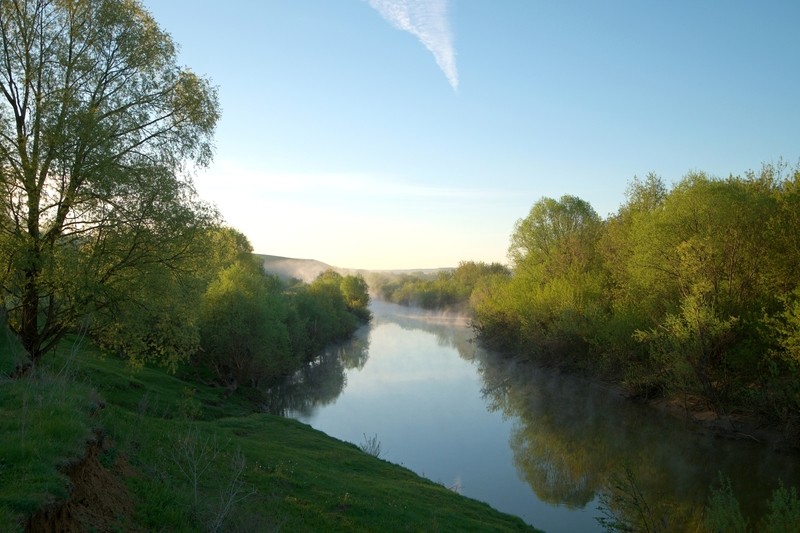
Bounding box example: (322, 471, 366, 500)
(0, 312, 28, 375)
(197, 226, 256, 284)
(198, 260, 293, 388)
(470, 271, 520, 351)
(195, 265, 372, 388)
(339, 273, 372, 321)
(632, 294, 739, 405)
(509, 195, 601, 277)
(91, 260, 205, 373)
(770, 287, 800, 366)
(176, 388, 204, 420)
(473, 163, 800, 428)
(762, 482, 800, 533)
(477, 195, 607, 366)
(288, 270, 366, 357)
(375, 262, 510, 311)
(624, 169, 797, 409)
(704, 475, 749, 533)
(0, 0, 220, 364)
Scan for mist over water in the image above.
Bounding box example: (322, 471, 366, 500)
(267, 302, 800, 532)
(373, 301, 471, 328)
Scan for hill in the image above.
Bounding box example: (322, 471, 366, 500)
(257, 254, 453, 283)
(257, 254, 337, 283)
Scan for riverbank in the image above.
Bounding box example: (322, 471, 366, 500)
(0, 339, 539, 532)
(497, 351, 800, 455)
(645, 394, 799, 453)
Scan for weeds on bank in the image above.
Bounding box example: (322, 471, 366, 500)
(207, 447, 257, 532)
(597, 466, 800, 533)
(169, 424, 257, 531)
(172, 425, 221, 509)
(704, 475, 800, 533)
(358, 433, 382, 458)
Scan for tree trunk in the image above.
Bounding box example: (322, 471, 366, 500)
(20, 263, 42, 365)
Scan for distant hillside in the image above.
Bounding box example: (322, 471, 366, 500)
(257, 254, 337, 283)
(256, 254, 452, 284)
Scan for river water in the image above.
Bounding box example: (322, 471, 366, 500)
(265, 301, 800, 532)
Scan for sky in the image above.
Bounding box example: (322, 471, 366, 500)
(142, 1, 800, 270)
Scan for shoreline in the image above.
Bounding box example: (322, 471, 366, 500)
(484, 345, 800, 455)
(646, 394, 799, 453)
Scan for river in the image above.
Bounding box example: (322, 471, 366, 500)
(265, 301, 800, 532)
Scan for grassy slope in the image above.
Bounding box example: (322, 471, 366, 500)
(0, 338, 540, 532)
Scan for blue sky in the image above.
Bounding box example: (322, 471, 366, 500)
(142, 1, 800, 270)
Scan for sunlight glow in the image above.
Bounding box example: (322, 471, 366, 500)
(193, 160, 514, 270)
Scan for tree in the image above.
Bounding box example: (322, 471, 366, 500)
(503, 195, 604, 363)
(285, 270, 368, 357)
(339, 274, 371, 321)
(599, 172, 668, 309)
(509, 195, 600, 269)
(198, 261, 292, 389)
(0, 0, 219, 365)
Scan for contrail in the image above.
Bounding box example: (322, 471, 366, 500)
(365, 0, 458, 91)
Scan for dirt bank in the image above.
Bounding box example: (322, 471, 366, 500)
(26, 434, 136, 532)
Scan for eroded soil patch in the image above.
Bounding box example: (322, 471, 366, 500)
(26, 437, 135, 532)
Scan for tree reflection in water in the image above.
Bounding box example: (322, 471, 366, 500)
(264, 301, 800, 530)
(263, 301, 475, 419)
(261, 328, 370, 417)
(469, 349, 800, 529)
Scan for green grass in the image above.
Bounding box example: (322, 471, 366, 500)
(1, 337, 541, 532)
(0, 319, 27, 376)
(0, 368, 97, 530)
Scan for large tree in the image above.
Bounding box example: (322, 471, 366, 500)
(509, 195, 601, 277)
(0, 0, 219, 365)
(500, 195, 604, 362)
(199, 260, 292, 389)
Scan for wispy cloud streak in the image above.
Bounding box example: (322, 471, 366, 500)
(204, 161, 512, 201)
(366, 0, 458, 91)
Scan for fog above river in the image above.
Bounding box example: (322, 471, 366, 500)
(264, 301, 800, 531)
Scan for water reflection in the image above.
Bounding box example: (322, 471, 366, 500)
(370, 300, 475, 354)
(262, 329, 370, 417)
(470, 349, 800, 528)
(266, 302, 800, 531)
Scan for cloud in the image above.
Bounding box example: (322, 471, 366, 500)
(200, 160, 510, 201)
(365, 0, 458, 91)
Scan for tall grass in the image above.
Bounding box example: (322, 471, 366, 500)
(358, 433, 382, 458)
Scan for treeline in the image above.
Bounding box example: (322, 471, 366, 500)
(0, 0, 367, 393)
(2, 221, 371, 390)
(469, 163, 800, 431)
(115, 228, 370, 390)
(370, 262, 509, 310)
(190, 229, 371, 389)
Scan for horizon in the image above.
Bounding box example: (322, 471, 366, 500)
(257, 252, 462, 275)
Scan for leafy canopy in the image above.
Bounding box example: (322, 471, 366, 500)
(0, 0, 219, 365)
